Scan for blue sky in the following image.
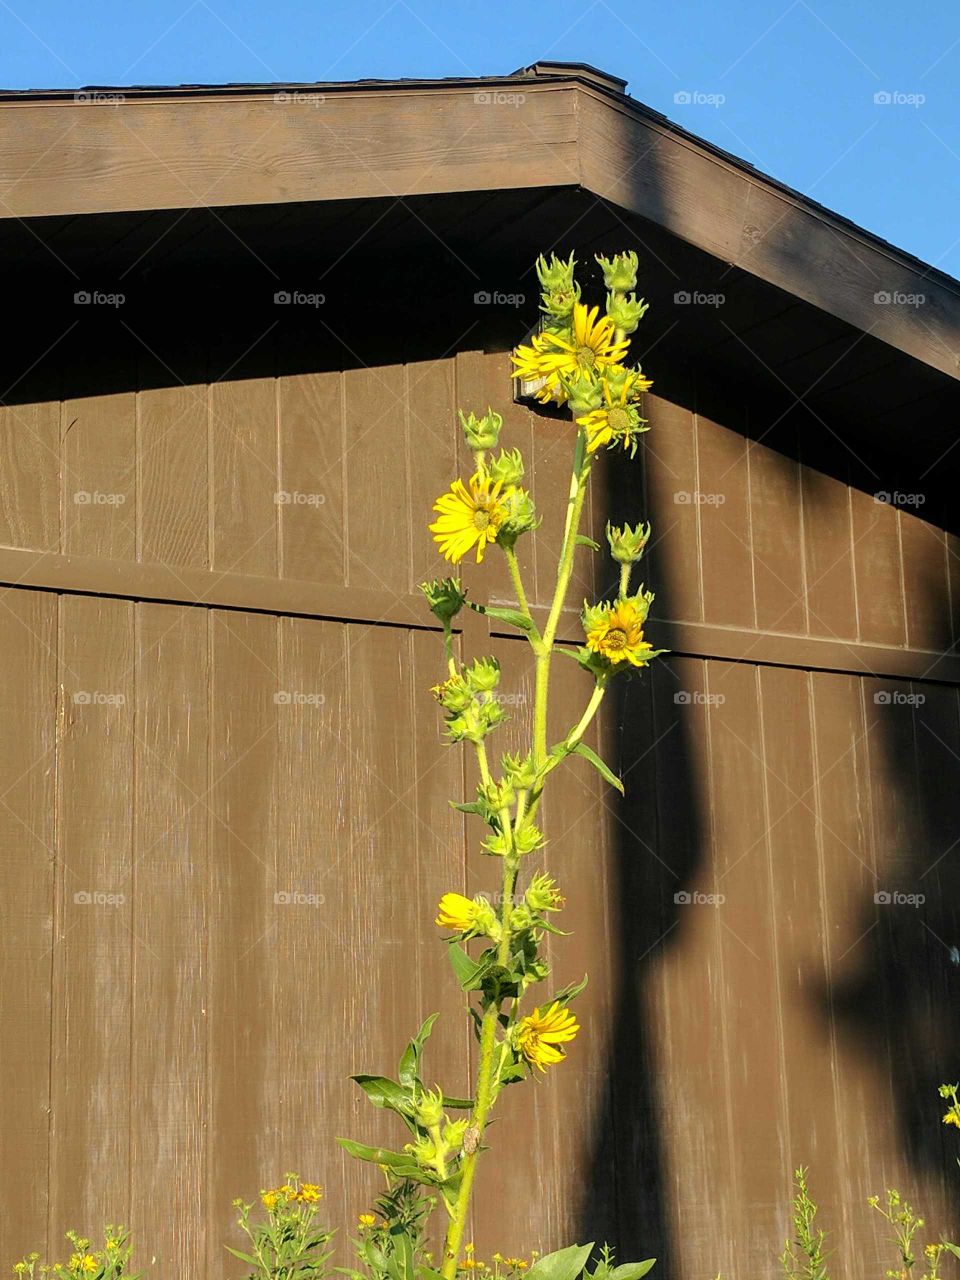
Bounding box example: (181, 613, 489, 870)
(5, 0, 959, 277)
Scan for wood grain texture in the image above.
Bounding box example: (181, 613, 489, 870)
(278, 369, 345, 584)
(50, 596, 135, 1236)
(130, 602, 208, 1276)
(0, 590, 57, 1266)
(210, 376, 278, 577)
(138, 384, 209, 569)
(0, 397, 60, 552)
(62, 392, 137, 559)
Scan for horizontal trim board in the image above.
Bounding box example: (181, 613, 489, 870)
(0, 545, 956, 686)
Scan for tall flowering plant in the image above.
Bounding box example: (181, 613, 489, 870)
(338, 251, 664, 1279)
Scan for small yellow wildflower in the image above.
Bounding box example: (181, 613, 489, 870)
(585, 599, 655, 668)
(436, 891, 481, 932)
(81, 1258, 98, 1275)
(261, 1190, 280, 1209)
(576, 370, 652, 454)
(430, 475, 510, 564)
(358, 1213, 376, 1228)
(516, 1001, 579, 1072)
(943, 1109, 960, 1129)
(296, 1182, 322, 1203)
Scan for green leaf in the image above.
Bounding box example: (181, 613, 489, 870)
(571, 742, 624, 794)
(467, 599, 536, 633)
(575, 535, 601, 550)
(441, 1093, 474, 1109)
(224, 1247, 260, 1266)
(527, 1243, 596, 1280)
(611, 1263, 656, 1280)
(942, 1243, 960, 1260)
(336, 1137, 430, 1182)
(449, 943, 498, 991)
(351, 1074, 413, 1113)
(398, 1013, 439, 1087)
(548, 973, 589, 1008)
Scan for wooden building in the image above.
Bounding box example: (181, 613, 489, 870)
(0, 60, 958, 1279)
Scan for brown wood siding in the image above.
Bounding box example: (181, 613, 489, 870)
(0, 349, 957, 1278)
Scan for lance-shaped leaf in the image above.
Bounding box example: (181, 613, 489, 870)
(570, 741, 624, 793)
(526, 1243, 596, 1280)
(398, 1012, 439, 1087)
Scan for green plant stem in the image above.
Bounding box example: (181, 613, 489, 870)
(503, 546, 535, 633)
(533, 431, 590, 767)
(442, 853, 519, 1277)
(619, 562, 631, 597)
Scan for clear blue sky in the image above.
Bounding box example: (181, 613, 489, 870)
(5, 0, 959, 277)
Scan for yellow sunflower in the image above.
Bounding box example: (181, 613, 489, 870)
(435, 891, 480, 932)
(516, 1001, 579, 1072)
(511, 303, 629, 403)
(584, 599, 655, 667)
(577, 370, 653, 454)
(429, 474, 509, 564)
(944, 1109, 960, 1129)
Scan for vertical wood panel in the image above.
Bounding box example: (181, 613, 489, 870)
(0, 398, 60, 551)
(407, 359, 459, 593)
(0, 590, 57, 1265)
(642, 396, 702, 624)
(748, 442, 805, 634)
(210, 378, 278, 576)
(138, 385, 209, 568)
(278, 370, 345, 584)
(800, 463, 857, 641)
(206, 610, 280, 1278)
(899, 513, 951, 652)
(62, 393, 137, 559)
(704, 661, 783, 1264)
(696, 416, 755, 629)
(344, 365, 408, 594)
(130, 602, 208, 1277)
(850, 488, 906, 647)
(50, 597, 135, 1235)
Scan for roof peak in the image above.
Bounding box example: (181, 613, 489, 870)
(511, 60, 628, 95)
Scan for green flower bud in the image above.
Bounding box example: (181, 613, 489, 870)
(415, 1086, 445, 1129)
(442, 1118, 469, 1150)
(525, 872, 564, 913)
(541, 281, 581, 320)
(606, 521, 651, 564)
(482, 777, 516, 811)
(485, 448, 525, 488)
(464, 655, 501, 693)
(444, 706, 482, 744)
(535, 251, 576, 293)
(496, 488, 538, 548)
(405, 1136, 438, 1165)
(459, 407, 503, 452)
(431, 674, 474, 713)
(471, 896, 502, 941)
(419, 577, 467, 621)
(562, 374, 603, 415)
(481, 830, 510, 857)
(508, 903, 536, 932)
(627, 586, 655, 622)
(501, 751, 538, 790)
(605, 291, 648, 335)
(581, 599, 609, 633)
(477, 697, 507, 735)
(596, 251, 639, 292)
(512, 822, 544, 855)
